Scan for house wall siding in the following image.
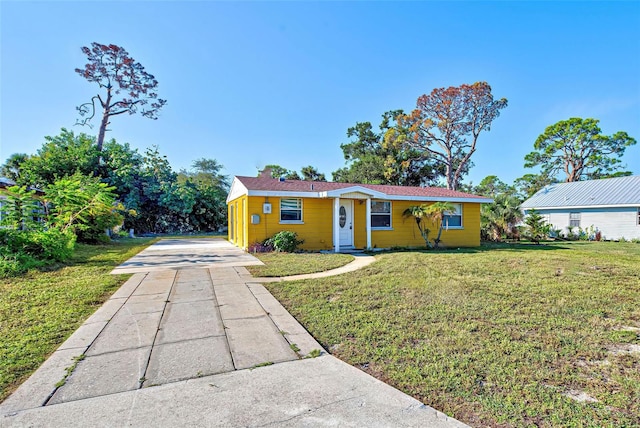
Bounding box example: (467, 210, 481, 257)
(244, 196, 334, 250)
(531, 207, 640, 240)
(365, 201, 480, 249)
(227, 195, 249, 249)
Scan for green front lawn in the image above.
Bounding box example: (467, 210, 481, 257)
(264, 242, 640, 427)
(247, 252, 354, 277)
(0, 238, 154, 402)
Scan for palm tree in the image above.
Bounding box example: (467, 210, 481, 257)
(480, 194, 523, 241)
(0, 153, 30, 182)
(423, 202, 456, 248)
(402, 205, 432, 248)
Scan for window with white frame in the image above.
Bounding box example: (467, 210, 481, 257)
(443, 204, 463, 228)
(569, 212, 581, 228)
(371, 201, 392, 228)
(280, 198, 302, 222)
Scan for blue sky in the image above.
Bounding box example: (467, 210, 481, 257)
(1, 1, 639, 186)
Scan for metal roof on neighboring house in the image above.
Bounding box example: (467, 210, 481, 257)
(0, 177, 17, 188)
(521, 176, 640, 209)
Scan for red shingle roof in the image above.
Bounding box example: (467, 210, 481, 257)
(235, 176, 488, 200)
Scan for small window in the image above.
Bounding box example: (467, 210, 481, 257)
(637, 208, 640, 226)
(443, 204, 463, 228)
(569, 212, 581, 228)
(280, 198, 302, 222)
(371, 201, 392, 228)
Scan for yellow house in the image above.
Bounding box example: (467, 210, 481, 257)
(226, 175, 492, 252)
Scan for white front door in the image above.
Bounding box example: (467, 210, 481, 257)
(338, 200, 354, 247)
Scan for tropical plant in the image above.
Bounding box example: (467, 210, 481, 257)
(403, 202, 456, 248)
(424, 202, 457, 247)
(0, 186, 76, 276)
(0, 153, 30, 182)
(523, 209, 549, 244)
(44, 173, 126, 243)
(0, 186, 42, 230)
(402, 205, 432, 249)
(481, 194, 524, 241)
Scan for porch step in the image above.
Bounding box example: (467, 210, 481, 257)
(338, 247, 364, 254)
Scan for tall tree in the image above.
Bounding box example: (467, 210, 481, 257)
(177, 158, 229, 232)
(75, 42, 167, 151)
(334, 110, 441, 186)
(0, 153, 30, 182)
(474, 175, 514, 197)
(513, 173, 556, 200)
(400, 82, 508, 190)
(300, 165, 327, 182)
(187, 158, 229, 188)
(258, 165, 301, 180)
(19, 129, 101, 187)
(524, 118, 636, 182)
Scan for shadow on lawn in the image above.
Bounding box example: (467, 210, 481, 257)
(458, 241, 571, 253)
(374, 241, 571, 255)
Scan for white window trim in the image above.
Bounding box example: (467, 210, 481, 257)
(569, 212, 581, 228)
(280, 198, 304, 224)
(443, 203, 464, 230)
(371, 200, 392, 230)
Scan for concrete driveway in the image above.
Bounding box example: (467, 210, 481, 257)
(1, 238, 467, 427)
(111, 238, 264, 274)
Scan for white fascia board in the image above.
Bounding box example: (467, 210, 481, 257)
(226, 177, 248, 203)
(384, 195, 493, 204)
(523, 203, 640, 211)
(247, 190, 321, 198)
(322, 186, 387, 199)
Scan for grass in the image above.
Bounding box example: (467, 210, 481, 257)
(0, 238, 155, 402)
(247, 252, 354, 277)
(263, 241, 640, 427)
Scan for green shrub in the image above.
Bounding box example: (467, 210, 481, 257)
(265, 231, 304, 253)
(0, 228, 76, 263)
(0, 253, 44, 278)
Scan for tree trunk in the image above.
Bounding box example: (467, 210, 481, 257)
(446, 162, 455, 190)
(96, 87, 112, 152)
(97, 111, 109, 152)
(434, 221, 444, 247)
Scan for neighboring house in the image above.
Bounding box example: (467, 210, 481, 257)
(0, 177, 17, 224)
(520, 176, 640, 240)
(226, 175, 492, 252)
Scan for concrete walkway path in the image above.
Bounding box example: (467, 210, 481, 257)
(1, 238, 467, 427)
(251, 253, 377, 282)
